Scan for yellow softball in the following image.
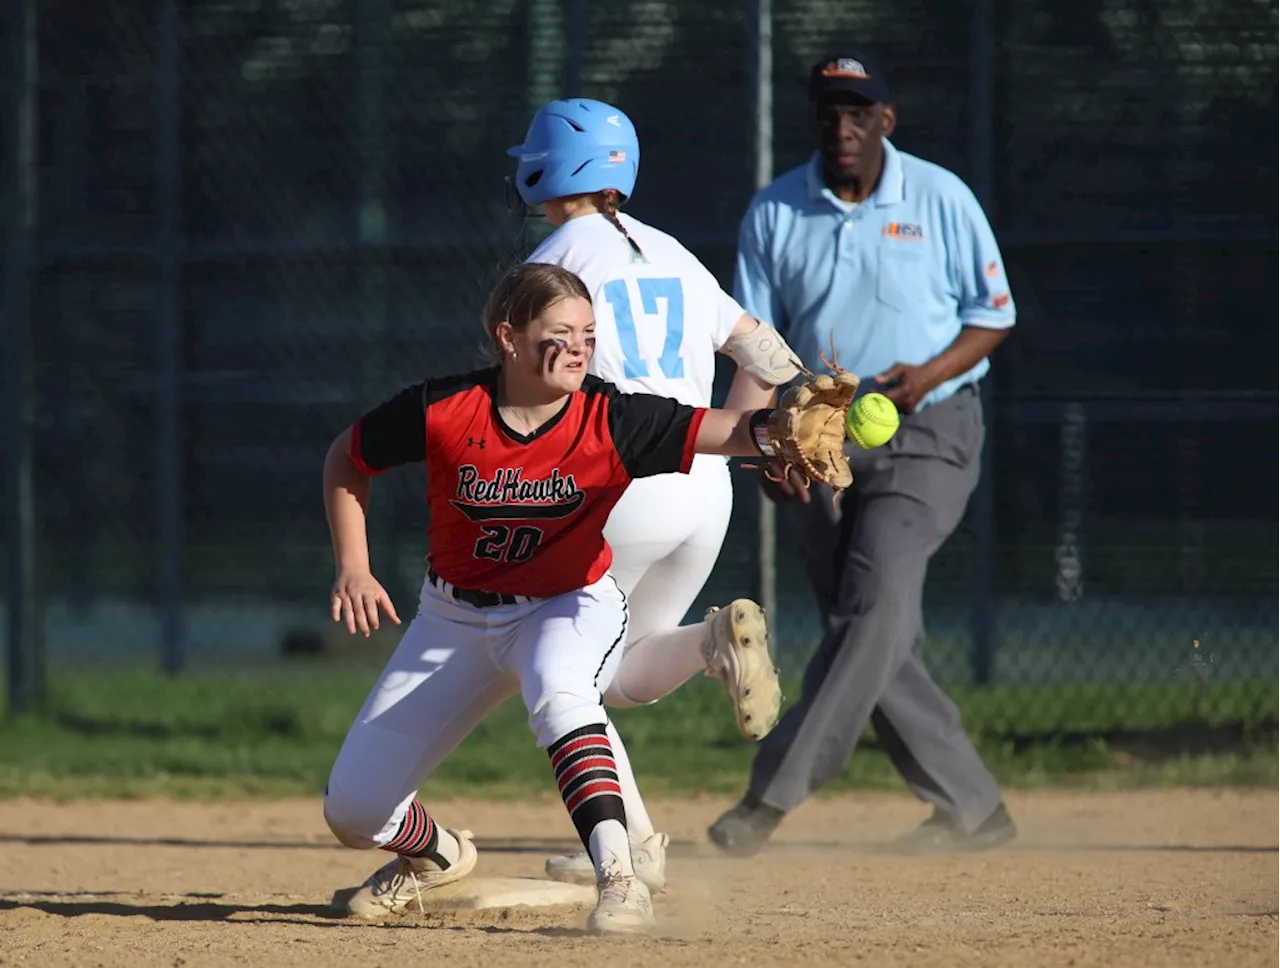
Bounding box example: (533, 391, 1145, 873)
(845, 392, 900, 449)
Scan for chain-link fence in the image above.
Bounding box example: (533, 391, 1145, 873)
(4, 0, 1277, 729)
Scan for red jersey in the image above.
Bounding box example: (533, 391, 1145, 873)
(349, 368, 707, 598)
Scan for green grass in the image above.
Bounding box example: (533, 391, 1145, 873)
(0, 663, 1274, 801)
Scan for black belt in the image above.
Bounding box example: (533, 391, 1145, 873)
(428, 566, 526, 608)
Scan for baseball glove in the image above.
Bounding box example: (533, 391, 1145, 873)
(764, 362, 860, 494)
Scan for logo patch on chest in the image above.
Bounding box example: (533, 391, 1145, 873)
(451, 464, 585, 521)
(882, 222, 925, 241)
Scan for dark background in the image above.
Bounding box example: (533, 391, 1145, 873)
(3, 0, 1276, 698)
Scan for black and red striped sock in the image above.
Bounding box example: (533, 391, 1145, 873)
(381, 799, 455, 868)
(549, 723, 628, 850)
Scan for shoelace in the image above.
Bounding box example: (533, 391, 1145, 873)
(598, 876, 632, 905)
(375, 858, 425, 914)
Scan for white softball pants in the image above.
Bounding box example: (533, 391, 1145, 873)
(602, 453, 734, 643)
(323, 573, 628, 850)
(591, 455, 736, 843)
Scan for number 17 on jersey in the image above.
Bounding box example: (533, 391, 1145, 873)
(602, 277, 686, 380)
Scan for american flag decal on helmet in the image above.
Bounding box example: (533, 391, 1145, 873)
(607, 150, 627, 162)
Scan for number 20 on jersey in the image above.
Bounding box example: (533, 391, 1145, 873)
(602, 276, 685, 380)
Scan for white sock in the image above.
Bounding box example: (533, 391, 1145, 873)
(606, 721, 656, 842)
(611, 623, 708, 705)
(588, 818, 635, 880)
(432, 826, 461, 867)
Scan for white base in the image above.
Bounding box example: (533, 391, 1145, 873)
(331, 877, 598, 915)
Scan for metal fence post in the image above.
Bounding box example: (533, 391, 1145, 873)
(967, 0, 996, 685)
(519, 0, 566, 252)
(565, 0, 587, 96)
(749, 0, 776, 637)
(355, 0, 396, 604)
(1171, 79, 1204, 598)
(4, 0, 43, 712)
(155, 0, 185, 675)
(1055, 402, 1087, 603)
(526, 0, 565, 110)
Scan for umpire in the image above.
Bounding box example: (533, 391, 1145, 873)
(708, 50, 1017, 855)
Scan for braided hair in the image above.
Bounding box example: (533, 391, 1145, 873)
(598, 189, 644, 259)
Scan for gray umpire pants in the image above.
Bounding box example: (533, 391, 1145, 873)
(748, 384, 1003, 833)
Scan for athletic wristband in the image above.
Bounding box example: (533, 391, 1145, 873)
(748, 409, 776, 458)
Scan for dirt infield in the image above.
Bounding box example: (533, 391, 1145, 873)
(0, 789, 1274, 968)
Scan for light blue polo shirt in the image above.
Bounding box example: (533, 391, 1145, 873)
(733, 139, 1015, 410)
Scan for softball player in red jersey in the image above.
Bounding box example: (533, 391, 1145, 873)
(508, 99, 803, 889)
(322, 263, 790, 935)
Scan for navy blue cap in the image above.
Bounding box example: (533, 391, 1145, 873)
(808, 51, 890, 104)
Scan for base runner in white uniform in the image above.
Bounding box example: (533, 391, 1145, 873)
(506, 98, 805, 889)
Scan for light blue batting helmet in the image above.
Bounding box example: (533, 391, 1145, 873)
(507, 98, 640, 207)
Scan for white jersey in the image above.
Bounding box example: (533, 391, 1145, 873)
(526, 213, 746, 407)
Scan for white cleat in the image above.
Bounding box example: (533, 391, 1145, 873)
(587, 870, 655, 935)
(702, 599, 782, 741)
(341, 829, 477, 918)
(544, 832, 669, 893)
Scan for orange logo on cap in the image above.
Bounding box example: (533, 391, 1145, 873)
(821, 57, 870, 80)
